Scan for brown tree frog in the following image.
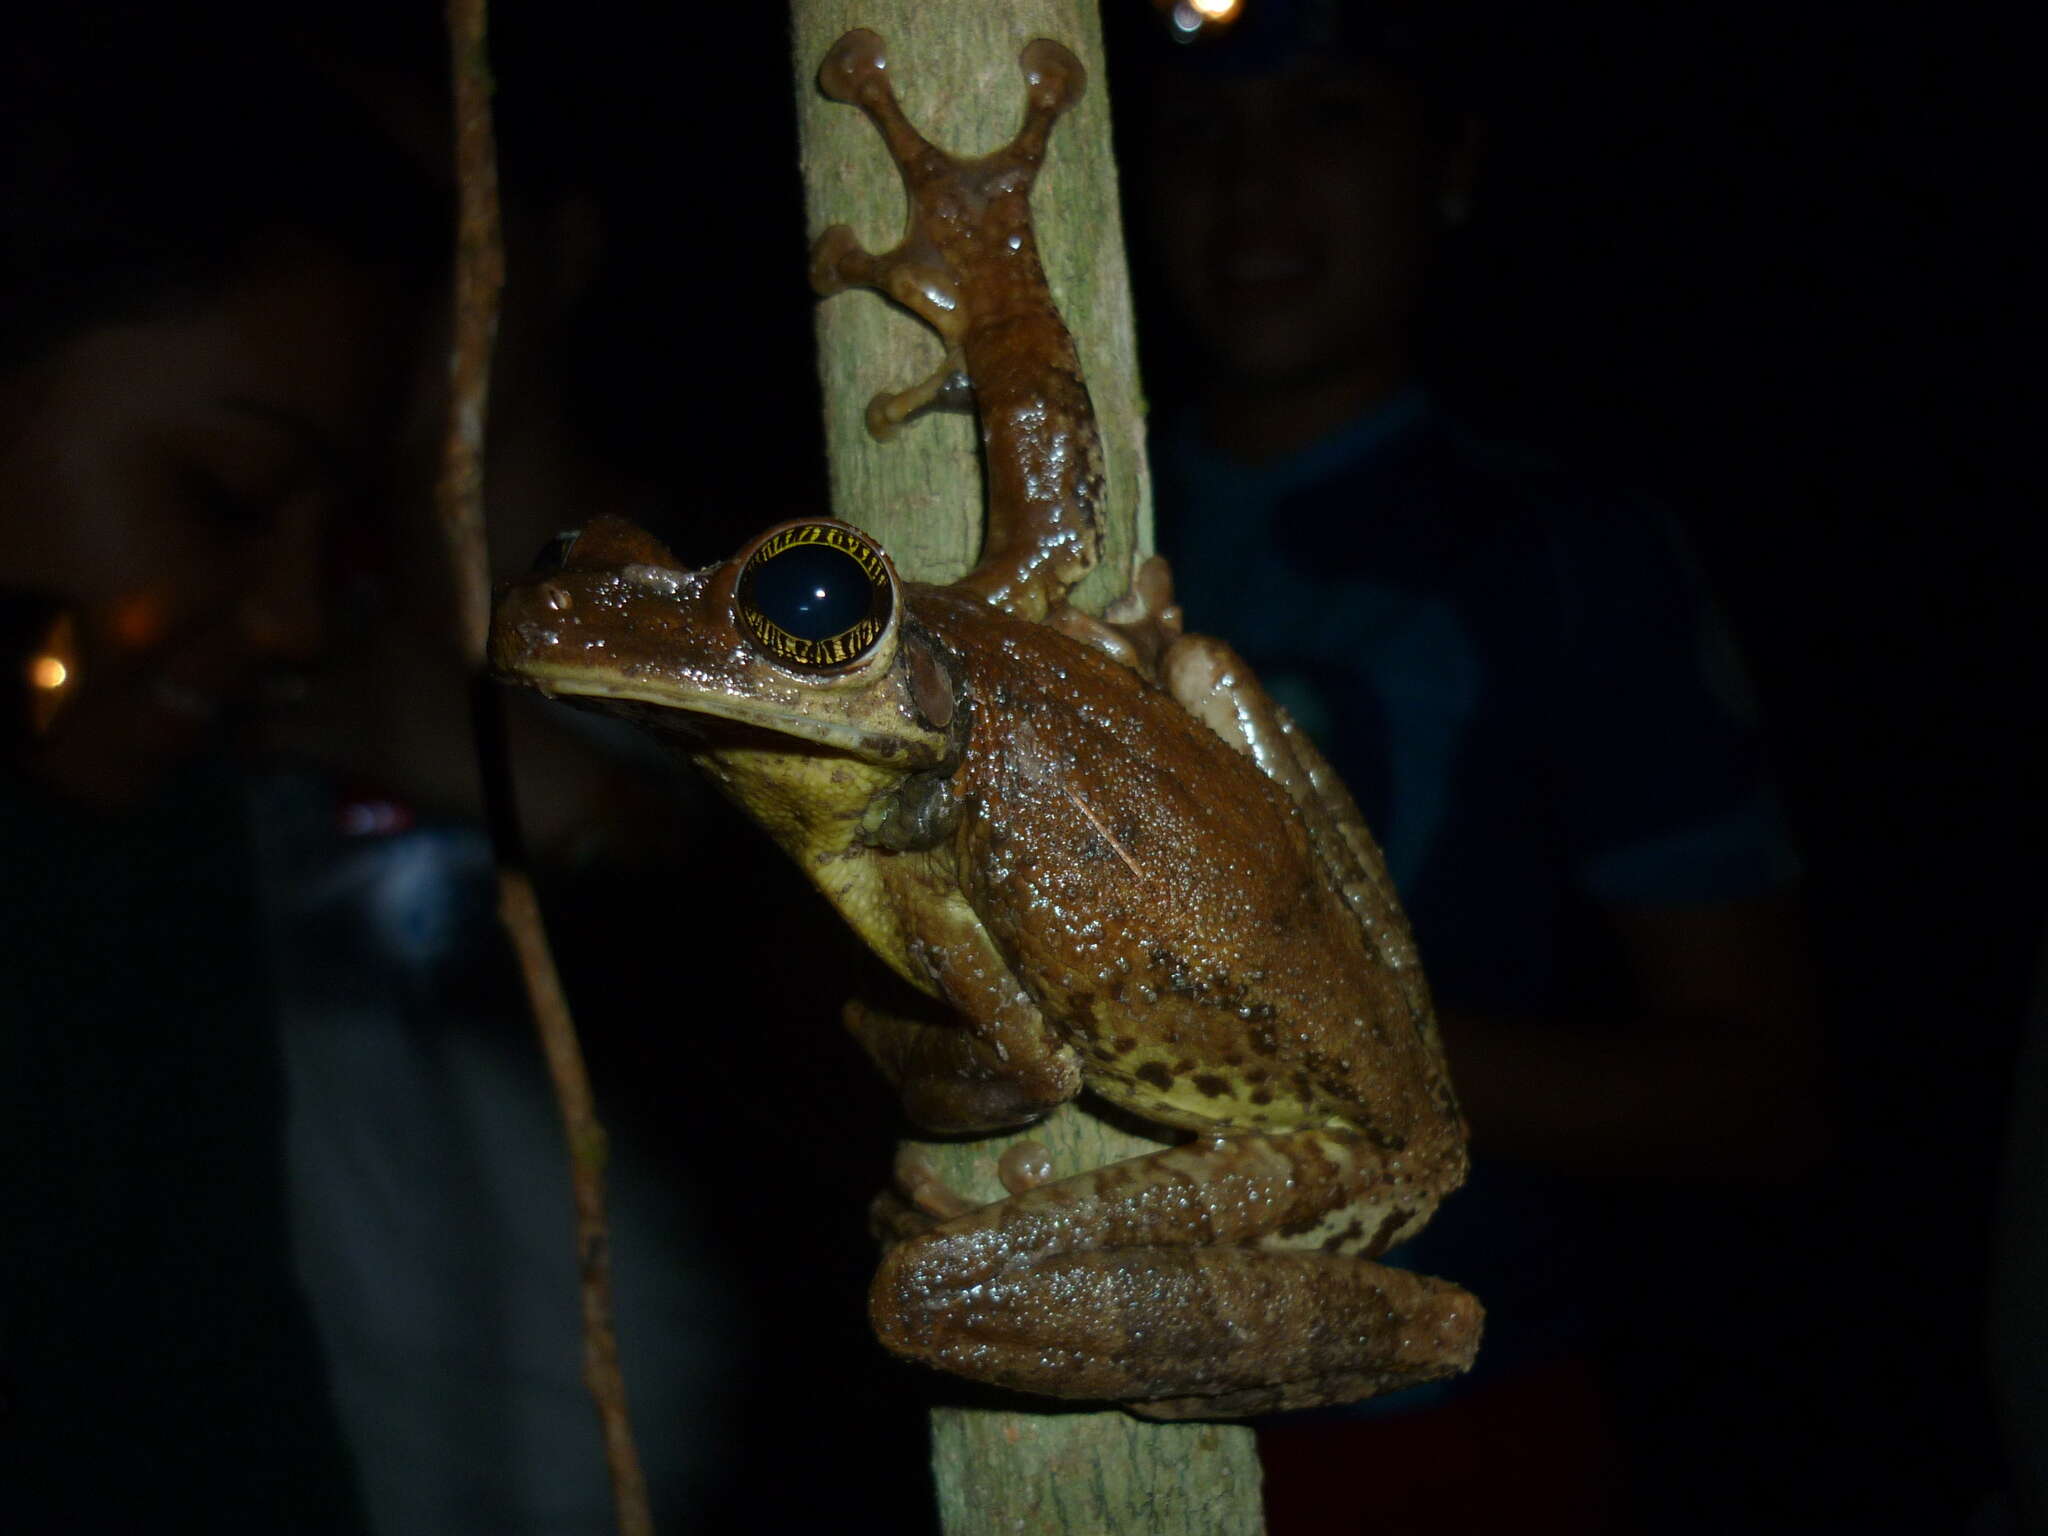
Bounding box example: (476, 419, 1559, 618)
(490, 30, 1479, 1418)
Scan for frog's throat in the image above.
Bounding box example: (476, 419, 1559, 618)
(518, 664, 941, 761)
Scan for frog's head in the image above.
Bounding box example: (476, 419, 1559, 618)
(490, 515, 959, 774)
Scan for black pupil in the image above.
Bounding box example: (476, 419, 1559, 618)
(748, 543, 875, 641)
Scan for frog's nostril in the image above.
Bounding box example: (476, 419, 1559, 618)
(528, 530, 581, 575)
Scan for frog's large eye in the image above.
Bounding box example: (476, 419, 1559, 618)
(735, 520, 895, 672)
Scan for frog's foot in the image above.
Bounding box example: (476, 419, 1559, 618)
(873, 1138, 1059, 1244)
(1012, 39, 1087, 159)
(809, 222, 969, 357)
(872, 1148, 977, 1243)
(1047, 556, 1184, 680)
(869, 1129, 1481, 1417)
(815, 30, 937, 181)
(895, 1148, 976, 1218)
(865, 354, 973, 443)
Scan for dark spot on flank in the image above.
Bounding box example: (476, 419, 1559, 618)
(1359, 1122, 1407, 1154)
(1250, 1087, 1275, 1106)
(1112, 1036, 1137, 1056)
(1322, 1218, 1366, 1254)
(1369, 1207, 1415, 1254)
(1193, 1073, 1229, 1098)
(1134, 1061, 1174, 1091)
(1249, 1025, 1281, 1057)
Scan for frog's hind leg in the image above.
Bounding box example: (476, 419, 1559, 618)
(869, 1128, 1481, 1417)
(899, 1244, 1476, 1419)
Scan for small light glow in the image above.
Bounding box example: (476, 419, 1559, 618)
(21, 608, 80, 738)
(1167, 0, 1241, 39)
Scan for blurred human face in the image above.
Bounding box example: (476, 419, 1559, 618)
(0, 235, 419, 806)
(1144, 57, 1468, 393)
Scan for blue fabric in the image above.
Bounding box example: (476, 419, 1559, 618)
(1159, 393, 1797, 1018)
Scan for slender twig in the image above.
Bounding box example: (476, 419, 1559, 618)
(439, 0, 500, 671)
(438, 3, 651, 1532)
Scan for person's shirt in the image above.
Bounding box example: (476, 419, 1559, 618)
(1157, 388, 1798, 1024)
(249, 770, 745, 1533)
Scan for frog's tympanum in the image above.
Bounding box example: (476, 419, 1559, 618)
(491, 30, 1479, 1419)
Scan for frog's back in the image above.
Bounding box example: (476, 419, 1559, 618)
(916, 590, 1459, 1156)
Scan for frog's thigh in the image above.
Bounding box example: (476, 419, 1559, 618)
(876, 1237, 1478, 1418)
(870, 1129, 1479, 1414)
(914, 1245, 1474, 1417)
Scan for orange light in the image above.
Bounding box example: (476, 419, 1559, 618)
(24, 609, 80, 737)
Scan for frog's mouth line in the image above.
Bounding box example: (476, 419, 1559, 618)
(511, 664, 932, 759)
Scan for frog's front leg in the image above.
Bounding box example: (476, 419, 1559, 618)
(845, 994, 1079, 1135)
(842, 872, 1085, 1132)
(870, 1129, 1481, 1419)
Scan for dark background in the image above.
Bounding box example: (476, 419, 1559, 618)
(533, 3, 2040, 1526)
(16, 1, 2033, 1528)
